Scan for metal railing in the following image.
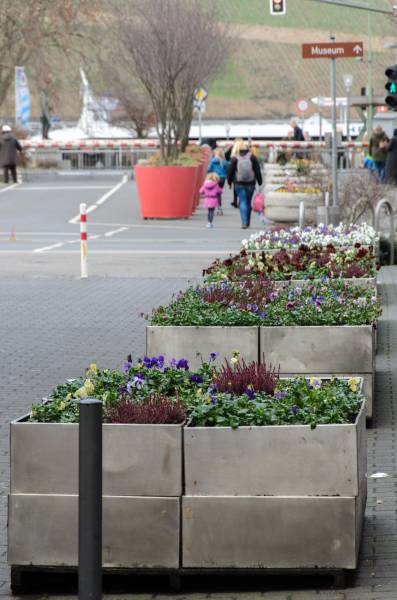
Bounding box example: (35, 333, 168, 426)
(20, 140, 368, 171)
(374, 198, 395, 266)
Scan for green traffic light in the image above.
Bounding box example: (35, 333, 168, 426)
(391, 82, 397, 94)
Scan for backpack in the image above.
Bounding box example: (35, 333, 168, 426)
(236, 153, 254, 182)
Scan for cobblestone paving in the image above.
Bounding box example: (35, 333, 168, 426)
(0, 268, 396, 599)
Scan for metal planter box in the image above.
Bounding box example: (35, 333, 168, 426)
(146, 325, 259, 371)
(184, 402, 366, 497)
(182, 495, 363, 569)
(9, 421, 182, 568)
(183, 402, 366, 570)
(9, 495, 179, 568)
(260, 325, 374, 418)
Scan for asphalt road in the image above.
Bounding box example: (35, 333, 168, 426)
(0, 171, 264, 278)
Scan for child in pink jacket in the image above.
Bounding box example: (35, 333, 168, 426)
(200, 173, 223, 228)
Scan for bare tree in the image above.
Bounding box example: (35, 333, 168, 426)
(339, 171, 391, 224)
(116, 93, 156, 138)
(112, 0, 231, 164)
(0, 1, 97, 110)
(97, 53, 155, 138)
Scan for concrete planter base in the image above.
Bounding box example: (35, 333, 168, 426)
(266, 192, 323, 223)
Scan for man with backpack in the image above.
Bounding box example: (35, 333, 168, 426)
(227, 140, 262, 229)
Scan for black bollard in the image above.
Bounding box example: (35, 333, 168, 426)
(79, 399, 102, 600)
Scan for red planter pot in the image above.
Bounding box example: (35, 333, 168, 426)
(134, 165, 197, 218)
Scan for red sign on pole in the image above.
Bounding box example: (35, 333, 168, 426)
(302, 42, 363, 59)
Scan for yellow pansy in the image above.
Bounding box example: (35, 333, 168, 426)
(86, 362, 98, 376)
(348, 377, 360, 392)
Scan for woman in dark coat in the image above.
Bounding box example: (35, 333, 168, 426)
(384, 128, 397, 185)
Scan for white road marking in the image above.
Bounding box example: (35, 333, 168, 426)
(31, 249, 233, 255)
(9, 186, 112, 191)
(69, 174, 128, 224)
(0, 183, 20, 193)
(0, 231, 78, 236)
(104, 227, 128, 237)
(32, 242, 65, 253)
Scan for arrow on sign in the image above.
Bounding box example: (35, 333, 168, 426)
(353, 44, 362, 55)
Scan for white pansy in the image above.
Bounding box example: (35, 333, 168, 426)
(242, 223, 378, 251)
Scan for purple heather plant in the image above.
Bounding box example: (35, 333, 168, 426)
(212, 357, 279, 396)
(106, 395, 186, 424)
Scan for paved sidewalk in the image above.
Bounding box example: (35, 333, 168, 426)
(0, 268, 396, 599)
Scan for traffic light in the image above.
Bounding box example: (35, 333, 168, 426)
(385, 64, 397, 110)
(270, 0, 286, 15)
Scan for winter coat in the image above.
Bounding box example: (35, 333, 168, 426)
(385, 135, 397, 185)
(227, 150, 263, 187)
(293, 125, 304, 141)
(199, 180, 222, 208)
(369, 131, 389, 163)
(207, 157, 228, 180)
(0, 132, 22, 167)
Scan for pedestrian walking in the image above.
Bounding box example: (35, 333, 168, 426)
(385, 129, 397, 185)
(290, 119, 305, 141)
(207, 148, 228, 215)
(0, 125, 22, 184)
(227, 140, 263, 229)
(369, 125, 389, 182)
(225, 138, 243, 208)
(200, 173, 223, 229)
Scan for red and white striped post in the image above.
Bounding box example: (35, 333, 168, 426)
(80, 203, 88, 279)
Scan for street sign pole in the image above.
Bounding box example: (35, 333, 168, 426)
(302, 40, 364, 207)
(198, 105, 202, 145)
(330, 40, 338, 208)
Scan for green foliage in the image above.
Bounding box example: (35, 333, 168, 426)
(28, 358, 363, 430)
(29, 359, 214, 424)
(149, 280, 381, 327)
(188, 376, 363, 429)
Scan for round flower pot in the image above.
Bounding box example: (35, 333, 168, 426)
(265, 192, 323, 224)
(134, 164, 197, 218)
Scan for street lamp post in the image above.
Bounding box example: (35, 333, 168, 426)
(317, 96, 325, 141)
(343, 74, 353, 169)
(343, 73, 353, 141)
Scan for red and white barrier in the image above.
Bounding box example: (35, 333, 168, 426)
(20, 139, 369, 151)
(80, 203, 88, 279)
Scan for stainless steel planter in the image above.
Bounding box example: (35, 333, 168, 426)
(9, 495, 179, 568)
(182, 496, 362, 569)
(260, 325, 374, 417)
(11, 422, 182, 496)
(183, 402, 366, 570)
(184, 403, 366, 497)
(146, 325, 259, 370)
(9, 421, 182, 568)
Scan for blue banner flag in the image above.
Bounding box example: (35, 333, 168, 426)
(15, 66, 30, 128)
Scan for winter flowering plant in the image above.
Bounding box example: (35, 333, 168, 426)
(29, 355, 363, 430)
(30, 355, 215, 424)
(188, 359, 363, 429)
(149, 279, 381, 327)
(243, 223, 378, 252)
(203, 244, 376, 282)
